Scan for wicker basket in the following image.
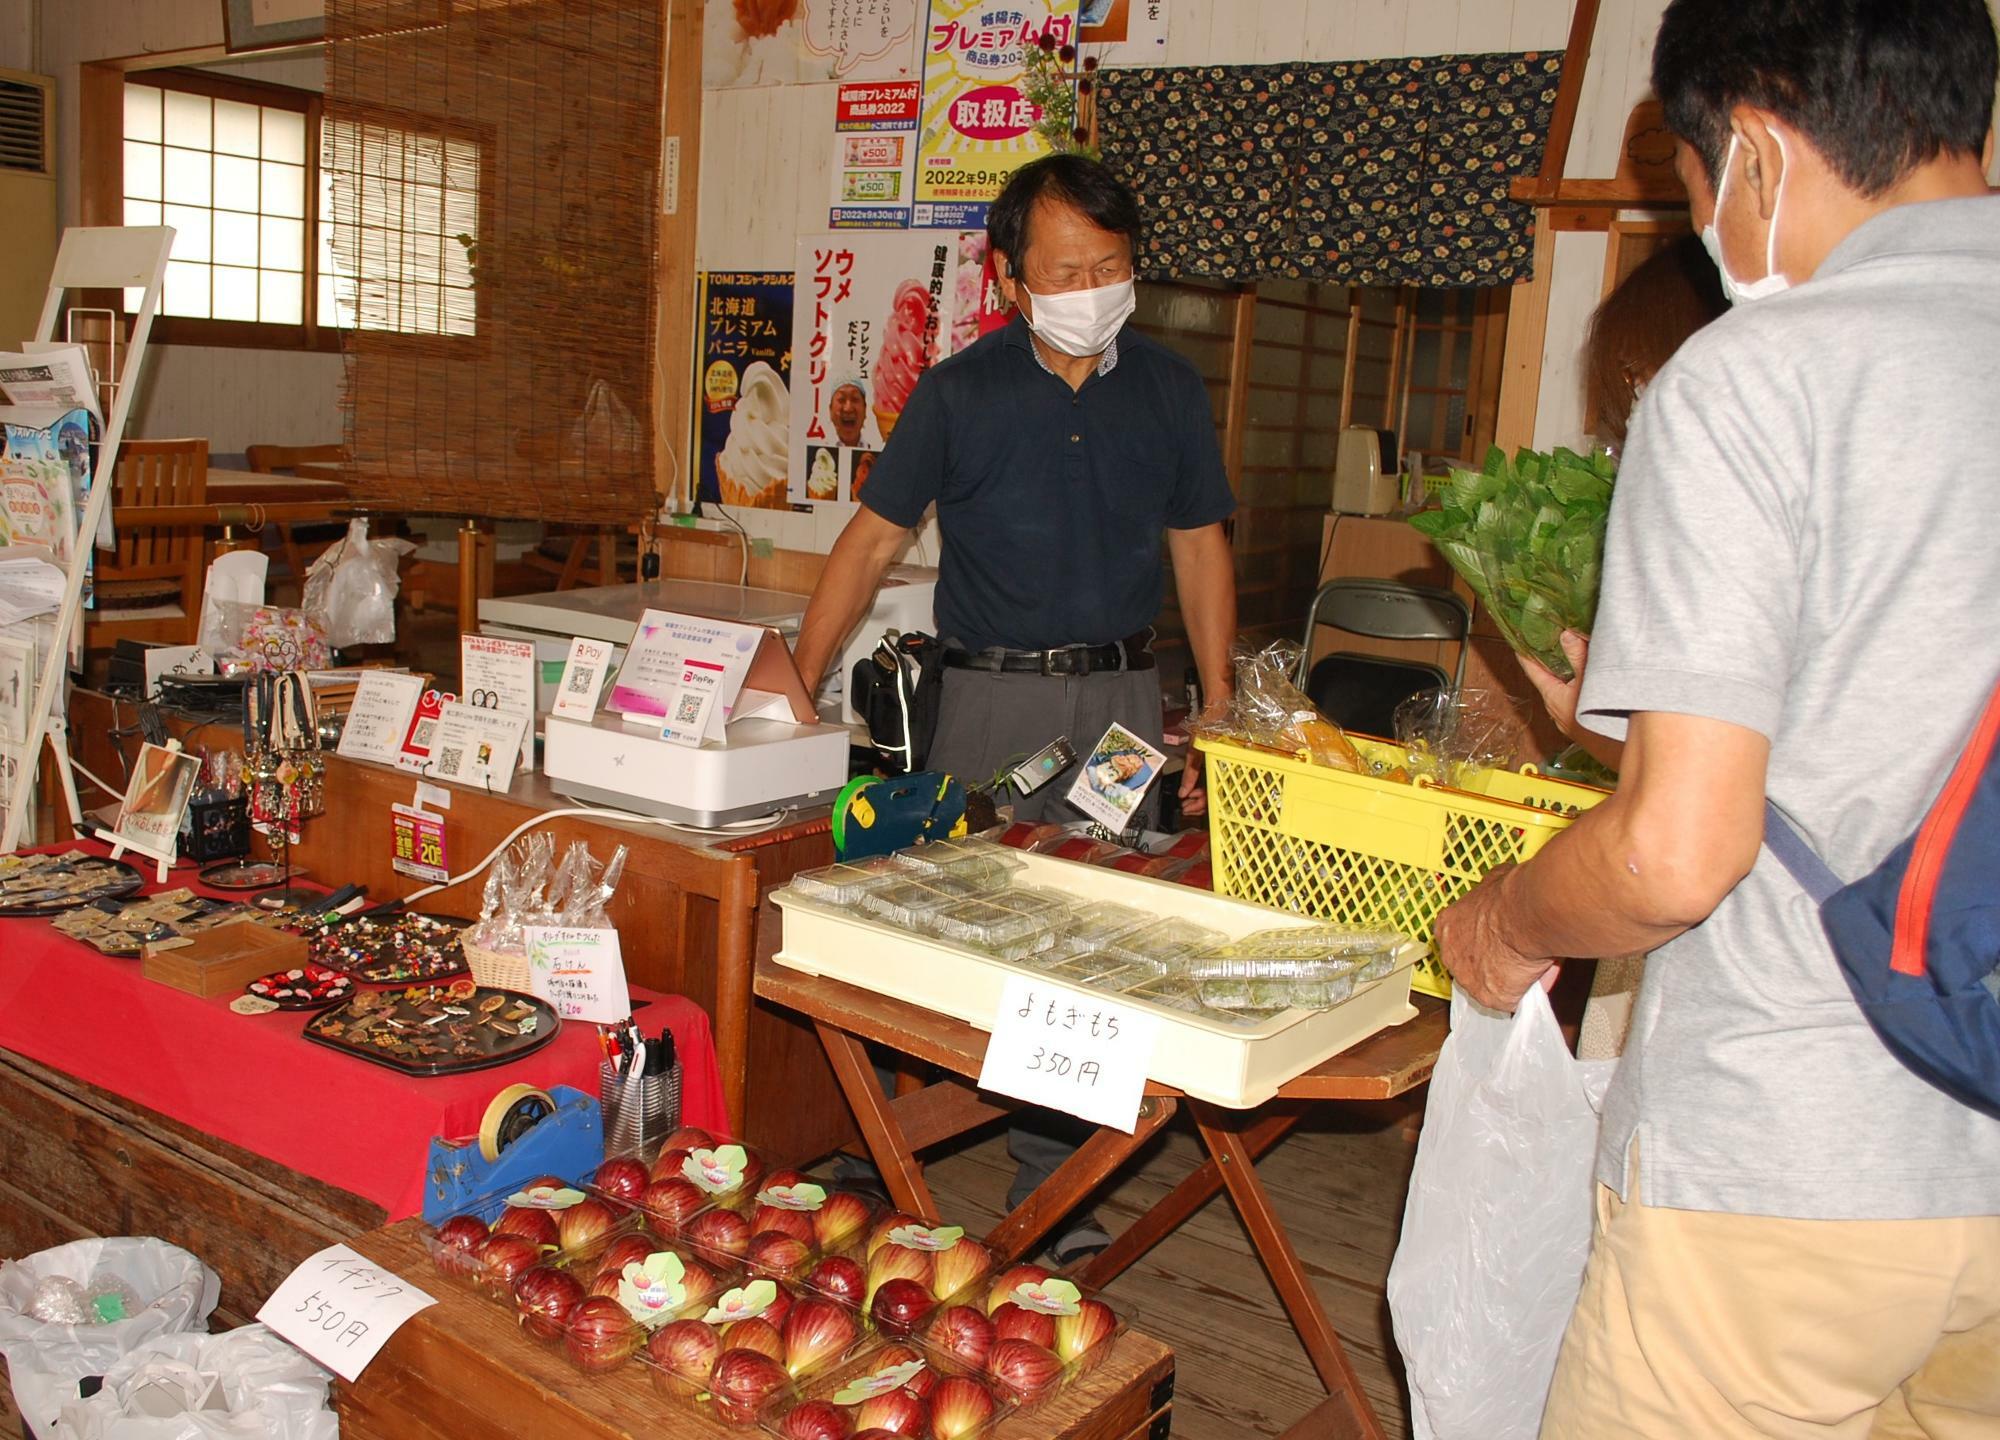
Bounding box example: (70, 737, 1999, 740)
(462, 939, 533, 993)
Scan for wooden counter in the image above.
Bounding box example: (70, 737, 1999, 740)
(65, 689, 851, 1162)
(0, 1051, 382, 1329)
(337, 1219, 1176, 1440)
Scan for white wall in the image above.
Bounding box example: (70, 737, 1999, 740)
(0, 0, 33, 73)
(33, 0, 343, 453)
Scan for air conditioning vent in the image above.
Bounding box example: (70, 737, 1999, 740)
(0, 75, 49, 175)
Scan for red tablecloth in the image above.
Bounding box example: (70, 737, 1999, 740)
(0, 858, 728, 1220)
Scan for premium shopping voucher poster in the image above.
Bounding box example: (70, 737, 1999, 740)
(913, 0, 1078, 228)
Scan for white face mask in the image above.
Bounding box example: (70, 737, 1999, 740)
(1021, 278, 1136, 358)
(1701, 129, 1791, 305)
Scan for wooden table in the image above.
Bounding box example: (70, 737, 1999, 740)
(335, 1219, 1177, 1439)
(754, 958, 1449, 1440)
(65, 689, 847, 1161)
(207, 471, 350, 508)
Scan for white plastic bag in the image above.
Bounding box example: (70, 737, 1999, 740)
(302, 518, 414, 650)
(568, 379, 645, 474)
(53, 1325, 337, 1440)
(0, 1239, 220, 1434)
(1386, 986, 1615, 1440)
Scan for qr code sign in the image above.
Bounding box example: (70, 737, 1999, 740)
(674, 692, 703, 725)
(438, 746, 464, 773)
(412, 718, 437, 747)
(566, 667, 593, 694)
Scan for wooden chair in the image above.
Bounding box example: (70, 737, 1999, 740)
(88, 438, 210, 649)
(244, 442, 348, 595)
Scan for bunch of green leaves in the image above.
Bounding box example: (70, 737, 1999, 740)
(1408, 445, 1617, 680)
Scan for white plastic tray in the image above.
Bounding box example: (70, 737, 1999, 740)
(770, 851, 1419, 1109)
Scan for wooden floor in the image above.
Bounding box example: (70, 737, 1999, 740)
(916, 1100, 1423, 1439)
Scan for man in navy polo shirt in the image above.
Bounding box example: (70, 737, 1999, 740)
(792, 153, 1238, 822)
(790, 154, 1238, 1259)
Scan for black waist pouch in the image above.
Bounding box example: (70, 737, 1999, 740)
(852, 631, 945, 774)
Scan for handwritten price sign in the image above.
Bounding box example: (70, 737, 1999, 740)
(977, 975, 1161, 1133)
(256, 1244, 436, 1381)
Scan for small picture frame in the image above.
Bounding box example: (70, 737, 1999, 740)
(1066, 722, 1168, 831)
(110, 740, 202, 881)
(220, 0, 326, 53)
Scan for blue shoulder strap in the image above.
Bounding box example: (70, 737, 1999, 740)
(1763, 800, 1841, 904)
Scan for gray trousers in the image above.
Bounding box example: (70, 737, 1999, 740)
(927, 664, 1167, 827)
(928, 663, 1166, 1207)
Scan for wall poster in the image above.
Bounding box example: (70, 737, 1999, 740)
(789, 232, 1009, 505)
(696, 272, 797, 510)
(706, 0, 923, 89)
(913, 0, 1078, 228)
(831, 81, 923, 229)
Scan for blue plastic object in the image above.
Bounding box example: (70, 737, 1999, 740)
(421, 1084, 603, 1226)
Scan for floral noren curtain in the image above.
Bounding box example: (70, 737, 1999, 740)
(1099, 52, 1564, 287)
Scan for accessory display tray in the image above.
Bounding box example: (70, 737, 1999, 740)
(0, 852, 147, 917)
(304, 982, 559, 1076)
(771, 851, 1418, 1109)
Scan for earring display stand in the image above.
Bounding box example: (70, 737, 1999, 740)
(243, 669, 324, 908)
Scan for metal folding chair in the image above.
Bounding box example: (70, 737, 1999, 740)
(1296, 579, 1471, 737)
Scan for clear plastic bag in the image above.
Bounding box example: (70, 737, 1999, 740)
(56, 1324, 338, 1440)
(1393, 688, 1528, 788)
(302, 519, 415, 650)
(1188, 640, 1364, 771)
(461, 832, 554, 959)
(1386, 987, 1616, 1440)
(0, 1238, 220, 1433)
(545, 840, 627, 927)
(209, 603, 331, 673)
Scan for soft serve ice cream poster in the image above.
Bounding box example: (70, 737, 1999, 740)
(789, 232, 1008, 506)
(696, 272, 796, 510)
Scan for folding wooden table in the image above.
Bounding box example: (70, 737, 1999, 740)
(753, 958, 1449, 1440)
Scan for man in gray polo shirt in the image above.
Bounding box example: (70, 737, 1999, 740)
(1434, 0, 2000, 1431)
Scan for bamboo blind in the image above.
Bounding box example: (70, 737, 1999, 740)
(324, 0, 663, 523)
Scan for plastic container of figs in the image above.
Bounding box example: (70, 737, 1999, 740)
(917, 1261, 1128, 1417)
(596, 1127, 789, 1250)
(512, 1229, 747, 1349)
(421, 1174, 620, 1297)
(738, 1175, 887, 1284)
(758, 1340, 1019, 1440)
(636, 1283, 878, 1427)
(806, 1214, 1002, 1344)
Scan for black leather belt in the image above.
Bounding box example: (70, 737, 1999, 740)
(942, 633, 1155, 677)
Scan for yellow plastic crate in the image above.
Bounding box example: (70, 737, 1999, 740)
(1198, 736, 1611, 998)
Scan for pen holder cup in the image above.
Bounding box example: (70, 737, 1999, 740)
(598, 1059, 681, 1156)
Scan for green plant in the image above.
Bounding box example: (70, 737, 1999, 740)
(1408, 445, 1617, 680)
